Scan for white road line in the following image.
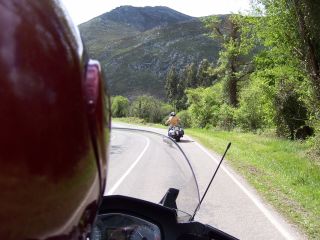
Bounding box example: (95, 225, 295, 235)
(192, 140, 295, 240)
(106, 136, 150, 195)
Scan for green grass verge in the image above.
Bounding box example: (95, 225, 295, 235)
(112, 117, 320, 238)
(187, 128, 320, 239)
(112, 117, 167, 129)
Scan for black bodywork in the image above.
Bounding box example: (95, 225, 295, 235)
(168, 127, 184, 142)
(97, 195, 239, 240)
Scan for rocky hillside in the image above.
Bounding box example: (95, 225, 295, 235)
(79, 6, 224, 99)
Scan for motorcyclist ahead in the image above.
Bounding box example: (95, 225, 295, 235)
(165, 112, 181, 127)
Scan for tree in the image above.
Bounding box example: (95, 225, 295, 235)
(129, 95, 171, 123)
(289, 0, 320, 101)
(165, 66, 179, 107)
(165, 61, 217, 111)
(176, 75, 188, 110)
(174, 62, 204, 111)
(186, 83, 223, 128)
(251, 0, 315, 137)
(111, 96, 129, 117)
(185, 63, 198, 88)
(196, 59, 216, 87)
(274, 81, 308, 139)
(236, 82, 272, 131)
(205, 15, 254, 107)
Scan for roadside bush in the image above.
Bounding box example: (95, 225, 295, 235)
(186, 83, 222, 128)
(249, 64, 311, 139)
(217, 104, 236, 131)
(311, 133, 320, 160)
(111, 95, 129, 117)
(307, 121, 320, 161)
(129, 95, 171, 123)
(177, 110, 192, 128)
(236, 83, 271, 131)
(274, 83, 308, 139)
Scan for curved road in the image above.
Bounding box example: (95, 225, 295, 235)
(105, 123, 306, 240)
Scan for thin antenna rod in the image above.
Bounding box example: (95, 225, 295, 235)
(191, 142, 231, 221)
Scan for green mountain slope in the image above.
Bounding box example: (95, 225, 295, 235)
(79, 6, 224, 99)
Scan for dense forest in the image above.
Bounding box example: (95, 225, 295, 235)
(112, 0, 320, 157)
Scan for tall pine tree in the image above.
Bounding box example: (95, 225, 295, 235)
(165, 66, 179, 108)
(196, 59, 215, 87)
(185, 63, 198, 88)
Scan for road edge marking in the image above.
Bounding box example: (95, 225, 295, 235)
(192, 140, 295, 240)
(106, 136, 150, 195)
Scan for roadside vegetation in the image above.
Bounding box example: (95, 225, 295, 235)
(187, 129, 320, 239)
(110, 1, 320, 238)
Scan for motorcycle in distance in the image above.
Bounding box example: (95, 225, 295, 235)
(168, 126, 184, 142)
(91, 128, 237, 240)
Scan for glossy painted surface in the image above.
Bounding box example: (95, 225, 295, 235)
(85, 60, 108, 196)
(0, 0, 109, 239)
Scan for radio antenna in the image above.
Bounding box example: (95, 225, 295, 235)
(191, 142, 231, 221)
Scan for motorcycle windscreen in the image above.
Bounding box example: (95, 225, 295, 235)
(106, 128, 200, 222)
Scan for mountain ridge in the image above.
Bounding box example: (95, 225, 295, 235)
(100, 6, 194, 31)
(79, 6, 225, 99)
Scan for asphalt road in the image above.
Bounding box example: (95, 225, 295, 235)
(105, 123, 306, 240)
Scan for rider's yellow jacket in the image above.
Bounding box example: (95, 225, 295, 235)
(165, 116, 180, 127)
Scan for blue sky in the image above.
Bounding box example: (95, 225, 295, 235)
(62, 0, 251, 24)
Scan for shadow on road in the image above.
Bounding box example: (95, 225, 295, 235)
(110, 145, 124, 155)
(178, 139, 194, 143)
